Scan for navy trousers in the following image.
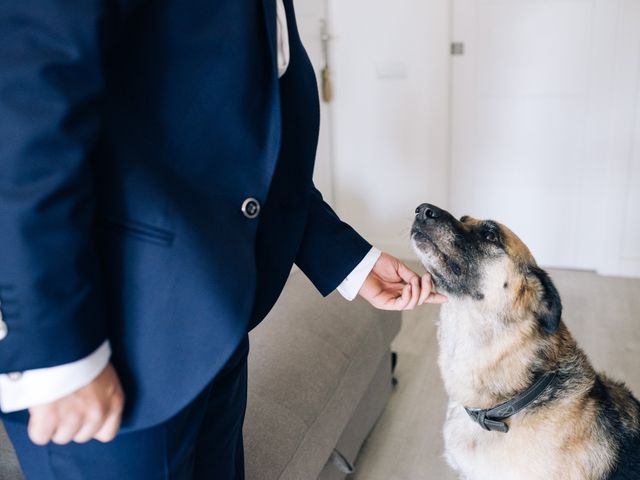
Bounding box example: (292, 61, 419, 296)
(2, 337, 249, 480)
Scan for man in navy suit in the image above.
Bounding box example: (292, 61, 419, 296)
(0, 0, 445, 478)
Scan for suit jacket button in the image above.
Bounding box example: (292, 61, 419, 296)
(241, 198, 261, 219)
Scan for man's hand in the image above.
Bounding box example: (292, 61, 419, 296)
(358, 253, 447, 310)
(27, 363, 124, 445)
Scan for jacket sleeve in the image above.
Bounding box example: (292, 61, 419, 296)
(295, 185, 372, 296)
(0, 1, 108, 373)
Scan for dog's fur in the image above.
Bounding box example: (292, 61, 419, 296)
(411, 203, 640, 480)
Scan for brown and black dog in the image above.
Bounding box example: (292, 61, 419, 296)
(411, 203, 640, 480)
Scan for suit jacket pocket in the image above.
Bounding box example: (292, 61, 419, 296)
(98, 217, 175, 247)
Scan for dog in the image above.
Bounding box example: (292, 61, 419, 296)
(410, 203, 640, 480)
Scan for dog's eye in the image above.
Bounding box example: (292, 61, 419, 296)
(485, 231, 498, 243)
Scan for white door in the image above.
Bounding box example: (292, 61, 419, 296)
(450, 0, 632, 271)
(598, 0, 640, 278)
(295, 0, 335, 205)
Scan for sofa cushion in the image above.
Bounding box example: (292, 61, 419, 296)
(244, 270, 401, 480)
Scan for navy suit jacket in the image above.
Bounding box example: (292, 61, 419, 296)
(0, 0, 370, 430)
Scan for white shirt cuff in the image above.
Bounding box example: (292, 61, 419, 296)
(337, 247, 382, 301)
(276, 0, 290, 78)
(0, 340, 111, 412)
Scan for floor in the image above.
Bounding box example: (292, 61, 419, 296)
(351, 267, 640, 480)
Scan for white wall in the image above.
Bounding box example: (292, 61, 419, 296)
(328, 0, 451, 259)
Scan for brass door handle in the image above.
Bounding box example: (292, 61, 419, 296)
(322, 66, 333, 103)
(320, 20, 333, 103)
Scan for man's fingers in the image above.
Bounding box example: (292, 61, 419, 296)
(28, 409, 58, 446)
(426, 292, 448, 304)
(418, 274, 431, 305)
(404, 277, 420, 310)
(51, 412, 84, 445)
(93, 408, 122, 443)
(396, 261, 420, 284)
(359, 253, 447, 311)
(397, 283, 412, 309)
(383, 283, 410, 310)
(418, 273, 448, 305)
(72, 409, 106, 444)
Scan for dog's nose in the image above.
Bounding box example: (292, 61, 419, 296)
(415, 203, 442, 221)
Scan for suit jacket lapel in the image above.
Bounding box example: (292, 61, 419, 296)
(261, 0, 278, 74)
(280, 0, 300, 44)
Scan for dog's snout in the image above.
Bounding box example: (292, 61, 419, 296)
(415, 203, 442, 221)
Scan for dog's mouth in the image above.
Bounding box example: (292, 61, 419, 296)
(411, 230, 443, 269)
(411, 224, 464, 291)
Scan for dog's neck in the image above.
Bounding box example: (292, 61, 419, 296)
(437, 298, 542, 409)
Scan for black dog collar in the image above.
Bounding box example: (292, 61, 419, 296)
(464, 372, 558, 433)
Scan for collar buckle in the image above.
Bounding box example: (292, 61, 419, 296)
(464, 407, 509, 433)
(463, 372, 558, 435)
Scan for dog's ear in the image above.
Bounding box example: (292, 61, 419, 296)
(528, 266, 562, 333)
